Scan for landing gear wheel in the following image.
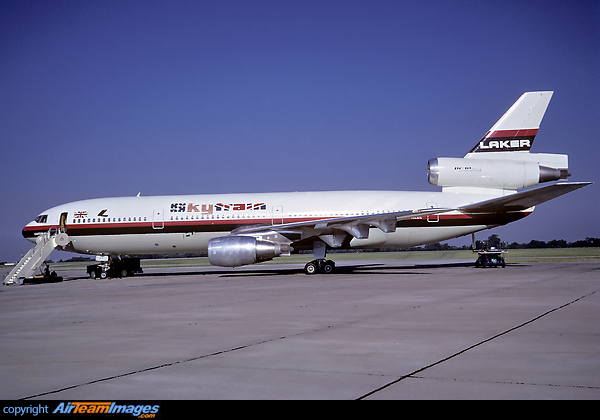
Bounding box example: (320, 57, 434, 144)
(322, 260, 335, 274)
(304, 259, 336, 275)
(304, 261, 318, 275)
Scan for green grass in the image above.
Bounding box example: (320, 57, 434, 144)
(490, 247, 600, 262)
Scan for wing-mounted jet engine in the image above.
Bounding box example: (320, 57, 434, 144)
(208, 236, 292, 267)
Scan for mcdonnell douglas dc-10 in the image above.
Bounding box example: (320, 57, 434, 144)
(5, 91, 591, 284)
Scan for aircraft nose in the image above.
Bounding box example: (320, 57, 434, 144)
(22, 222, 37, 242)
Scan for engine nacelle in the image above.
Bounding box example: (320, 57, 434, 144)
(208, 236, 288, 267)
(428, 158, 566, 190)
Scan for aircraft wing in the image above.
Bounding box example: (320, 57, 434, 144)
(460, 182, 592, 213)
(231, 207, 453, 240)
(228, 182, 590, 247)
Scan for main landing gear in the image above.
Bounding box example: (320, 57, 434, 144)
(304, 240, 336, 274)
(304, 259, 336, 275)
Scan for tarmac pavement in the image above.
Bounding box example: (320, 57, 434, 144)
(1, 259, 599, 400)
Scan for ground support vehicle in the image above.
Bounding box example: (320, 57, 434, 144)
(87, 257, 143, 279)
(474, 249, 506, 268)
(21, 263, 63, 284)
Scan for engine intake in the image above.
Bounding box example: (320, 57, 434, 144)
(208, 236, 289, 267)
(428, 158, 567, 190)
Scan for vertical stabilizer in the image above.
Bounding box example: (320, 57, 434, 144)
(467, 91, 553, 155)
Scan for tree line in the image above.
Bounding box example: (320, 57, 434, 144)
(506, 237, 600, 249)
(423, 235, 600, 251)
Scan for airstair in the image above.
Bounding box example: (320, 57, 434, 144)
(3, 229, 60, 285)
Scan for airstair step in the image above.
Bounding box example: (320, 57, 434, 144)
(3, 231, 61, 285)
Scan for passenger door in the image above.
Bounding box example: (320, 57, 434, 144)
(152, 209, 164, 229)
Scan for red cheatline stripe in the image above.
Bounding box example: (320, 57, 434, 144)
(483, 128, 538, 138)
(21, 214, 478, 237)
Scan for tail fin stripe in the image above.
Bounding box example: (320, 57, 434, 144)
(485, 128, 539, 138)
(466, 91, 553, 155)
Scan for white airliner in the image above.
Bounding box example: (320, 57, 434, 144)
(5, 91, 591, 283)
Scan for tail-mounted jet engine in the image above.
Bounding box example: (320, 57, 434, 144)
(427, 158, 569, 190)
(208, 236, 291, 267)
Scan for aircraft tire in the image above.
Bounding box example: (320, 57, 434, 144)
(304, 261, 318, 275)
(322, 260, 335, 274)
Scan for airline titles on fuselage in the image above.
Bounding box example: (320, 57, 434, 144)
(170, 202, 267, 214)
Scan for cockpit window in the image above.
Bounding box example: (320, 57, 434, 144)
(35, 214, 48, 224)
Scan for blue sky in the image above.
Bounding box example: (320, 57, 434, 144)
(1, 0, 598, 262)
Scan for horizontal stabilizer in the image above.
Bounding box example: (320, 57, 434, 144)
(460, 182, 591, 213)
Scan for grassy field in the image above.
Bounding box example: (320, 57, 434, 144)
(46, 247, 600, 271)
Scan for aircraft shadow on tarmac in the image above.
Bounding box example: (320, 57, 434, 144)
(54, 261, 527, 282)
(235, 260, 535, 277)
(136, 261, 504, 278)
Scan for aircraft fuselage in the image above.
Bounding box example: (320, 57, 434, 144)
(22, 190, 526, 256)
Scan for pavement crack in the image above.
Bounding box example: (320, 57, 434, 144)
(356, 288, 600, 400)
(22, 320, 345, 400)
(21, 337, 281, 400)
(409, 375, 600, 391)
